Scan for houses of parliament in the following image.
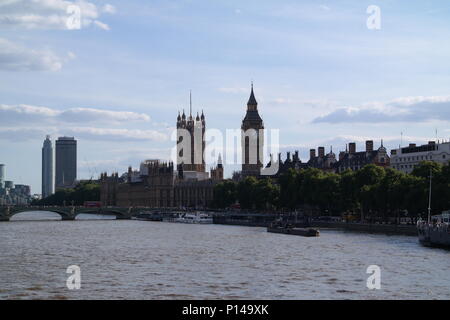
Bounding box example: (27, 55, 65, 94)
(100, 85, 263, 208)
(100, 84, 390, 208)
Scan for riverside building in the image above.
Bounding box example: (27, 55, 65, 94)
(100, 108, 223, 208)
(390, 141, 450, 174)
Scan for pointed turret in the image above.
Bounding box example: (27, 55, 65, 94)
(247, 82, 258, 110)
(217, 153, 223, 168)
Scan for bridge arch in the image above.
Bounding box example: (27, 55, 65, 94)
(1, 206, 134, 221)
(6, 207, 75, 220)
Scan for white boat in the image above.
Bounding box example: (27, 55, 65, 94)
(164, 212, 213, 224)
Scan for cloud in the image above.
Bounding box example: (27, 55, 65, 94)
(218, 87, 247, 94)
(102, 4, 116, 14)
(63, 127, 168, 142)
(0, 104, 151, 124)
(93, 20, 109, 30)
(0, 37, 63, 71)
(0, 0, 115, 30)
(312, 96, 450, 124)
(0, 127, 47, 142)
(0, 127, 168, 143)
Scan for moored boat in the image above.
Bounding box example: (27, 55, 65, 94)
(133, 211, 163, 221)
(163, 212, 213, 224)
(267, 222, 319, 237)
(417, 169, 450, 248)
(417, 211, 450, 248)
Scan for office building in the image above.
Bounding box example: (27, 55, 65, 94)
(390, 141, 450, 174)
(55, 137, 77, 189)
(41, 135, 54, 198)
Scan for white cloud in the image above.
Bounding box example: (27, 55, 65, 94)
(0, 0, 113, 30)
(67, 51, 76, 59)
(0, 126, 168, 143)
(0, 37, 63, 71)
(218, 87, 247, 94)
(93, 19, 109, 30)
(64, 127, 168, 142)
(102, 4, 116, 15)
(313, 96, 450, 124)
(0, 104, 151, 124)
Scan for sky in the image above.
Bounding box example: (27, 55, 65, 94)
(1, 0, 450, 194)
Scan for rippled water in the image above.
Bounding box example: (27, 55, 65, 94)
(1, 211, 449, 300)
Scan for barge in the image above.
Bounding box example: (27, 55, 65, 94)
(267, 223, 319, 237)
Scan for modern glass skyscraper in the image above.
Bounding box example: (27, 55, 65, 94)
(41, 135, 54, 198)
(55, 137, 77, 189)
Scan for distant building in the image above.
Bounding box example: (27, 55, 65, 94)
(390, 141, 450, 174)
(241, 84, 264, 177)
(4, 181, 14, 189)
(14, 184, 31, 196)
(210, 154, 224, 181)
(265, 151, 308, 178)
(55, 137, 77, 189)
(100, 110, 223, 208)
(41, 135, 54, 198)
(335, 140, 390, 173)
(176, 92, 208, 180)
(307, 146, 337, 172)
(0, 164, 5, 189)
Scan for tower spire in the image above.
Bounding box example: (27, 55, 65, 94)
(247, 82, 257, 109)
(189, 90, 192, 117)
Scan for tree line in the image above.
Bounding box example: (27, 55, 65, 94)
(212, 161, 450, 221)
(32, 181, 100, 206)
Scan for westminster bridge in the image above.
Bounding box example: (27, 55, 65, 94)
(0, 206, 144, 221)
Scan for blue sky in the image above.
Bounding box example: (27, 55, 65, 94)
(1, 0, 450, 193)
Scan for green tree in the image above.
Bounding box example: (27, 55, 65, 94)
(254, 178, 280, 210)
(213, 180, 237, 208)
(278, 168, 299, 209)
(237, 176, 258, 209)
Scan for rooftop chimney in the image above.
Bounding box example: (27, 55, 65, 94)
(349, 142, 356, 154)
(318, 147, 325, 158)
(409, 143, 416, 148)
(310, 149, 316, 160)
(365, 140, 374, 152)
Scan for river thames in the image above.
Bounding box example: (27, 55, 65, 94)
(1, 211, 449, 300)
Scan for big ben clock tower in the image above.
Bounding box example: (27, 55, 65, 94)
(241, 83, 264, 176)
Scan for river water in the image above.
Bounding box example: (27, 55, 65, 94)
(0, 211, 449, 300)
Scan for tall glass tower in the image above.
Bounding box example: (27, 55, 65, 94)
(55, 136, 77, 189)
(41, 135, 54, 198)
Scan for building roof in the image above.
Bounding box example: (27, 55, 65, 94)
(243, 110, 263, 123)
